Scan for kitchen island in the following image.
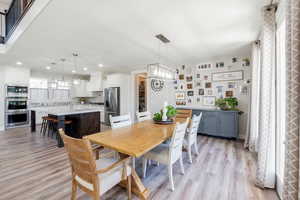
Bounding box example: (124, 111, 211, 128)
(31, 107, 102, 147)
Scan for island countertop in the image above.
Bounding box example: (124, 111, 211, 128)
(47, 108, 102, 116)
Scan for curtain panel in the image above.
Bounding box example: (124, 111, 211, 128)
(255, 5, 276, 189)
(245, 41, 261, 152)
(283, 0, 300, 199)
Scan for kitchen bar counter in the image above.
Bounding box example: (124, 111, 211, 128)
(31, 107, 102, 147)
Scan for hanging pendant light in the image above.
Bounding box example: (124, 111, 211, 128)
(72, 53, 80, 85)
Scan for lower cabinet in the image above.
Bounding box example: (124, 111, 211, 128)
(192, 109, 239, 139)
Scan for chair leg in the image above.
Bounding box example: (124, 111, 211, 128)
(194, 142, 199, 155)
(132, 157, 136, 169)
(188, 145, 193, 164)
(40, 120, 44, 134)
(71, 180, 77, 200)
(127, 175, 132, 200)
(95, 149, 100, 160)
(179, 156, 185, 175)
(168, 164, 175, 191)
(142, 158, 148, 178)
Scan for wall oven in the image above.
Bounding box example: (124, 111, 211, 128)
(5, 111, 29, 128)
(5, 85, 29, 129)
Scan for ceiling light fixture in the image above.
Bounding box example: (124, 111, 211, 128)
(46, 66, 51, 70)
(83, 67, 88, 71)
(98, 64, 104, 68)
(16, 61, 23, 65)
(72, 70, 76, 73)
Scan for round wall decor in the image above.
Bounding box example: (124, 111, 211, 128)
(151, 79, 164, 92)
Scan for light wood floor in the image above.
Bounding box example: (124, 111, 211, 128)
(0, 125, 279, 200)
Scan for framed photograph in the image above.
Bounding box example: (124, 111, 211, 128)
(199, 89, 204, 95)
(225, 91, 234, 97)
(196, 81, 201, 87)
(228, 82, 237, 89)
(204, 75, 209, 80)
(187, 83, 193, 89)
(196, 97, 201, 103)
(212, 70, 244, 82)
(203, 96, 216, 106)
(207, 89, 213, 95)
(175, 92, 185, 100)
(196, 74, 201, 79)
(216, 85, 224, 93)
(179, 74, 184, 80)
(205, 82, 212, 88)
(186, 76, 193, 82)
(187, 91, 194, 96)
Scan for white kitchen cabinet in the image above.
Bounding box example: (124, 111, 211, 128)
(72, 80, 94, 98)
(87, 72, 103, 92)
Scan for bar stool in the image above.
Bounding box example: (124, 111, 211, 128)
(50, 119, 73, 139)
(40, 116, 55, 136)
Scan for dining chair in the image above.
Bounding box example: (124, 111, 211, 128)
(176, 109, 192, 120)
(142, 118, 189, 191)
(185, 113, 202, 164)
(136, 111, 152, 122)
(59, 129, 132, 200)
(110, 113, 132, 129)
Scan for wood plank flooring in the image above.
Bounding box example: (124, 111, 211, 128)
(0, 126, 279, 200)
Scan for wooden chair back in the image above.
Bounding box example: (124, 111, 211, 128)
(136, 111, 152, 122)
(110, 113, 132, 129)
(59, 129, 99, 196)
(176, 109, 192, 120)
(188, 113, 202, 144)
(169, 118, 189, 162)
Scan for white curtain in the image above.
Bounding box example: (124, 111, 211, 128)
(245, 41, 261, 152)
(255, 5, 276, 189)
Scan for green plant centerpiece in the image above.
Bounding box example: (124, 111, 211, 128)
(215, 97, 239, 111)
(153, 105, 177, 124)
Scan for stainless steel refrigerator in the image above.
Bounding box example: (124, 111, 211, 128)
(104, 87, 120, 125)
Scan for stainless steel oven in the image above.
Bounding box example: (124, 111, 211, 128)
(6, 98, 28, 112)
(5, 111, 29, 128)
(5, 85, 29, 129)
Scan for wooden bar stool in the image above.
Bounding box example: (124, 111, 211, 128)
(40, 116, 55, 136)
(50, 119, 73, 139)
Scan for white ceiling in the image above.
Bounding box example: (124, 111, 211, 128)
(0, 0, 270, 75)
(0, 0, 12, 11)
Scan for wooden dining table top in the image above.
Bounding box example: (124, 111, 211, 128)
(86, 119, 186, 157)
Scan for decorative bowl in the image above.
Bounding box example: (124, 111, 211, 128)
(153, 119, 174, 125)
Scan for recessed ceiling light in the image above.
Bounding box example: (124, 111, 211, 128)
(98, 64, 104, 67)
(72, 70, 76, 73)
(46, 66, 51, 70)
(16, 61, 23, 65)
(83, 67, 88, 71)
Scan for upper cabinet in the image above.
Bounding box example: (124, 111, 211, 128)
(87, 72, 103, 92)
(72, 80, 93, 98)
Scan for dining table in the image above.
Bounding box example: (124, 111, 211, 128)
(86, 118, 186, 200)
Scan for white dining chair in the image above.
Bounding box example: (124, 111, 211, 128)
(110, 113, 132, 129)
(136, 111, 152, 122)
(142, 118, 189, 191)
(185, 113, 202, 164)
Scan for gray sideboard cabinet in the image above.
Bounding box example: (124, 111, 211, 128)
(186, 109, 239, 139)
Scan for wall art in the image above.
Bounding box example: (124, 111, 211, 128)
(212, 70, 244, 82)
(216, 85, 224, 93)
(242, 58, 250, 67)
(216, 62, 225, 68)
(232, 57, 237, 63)
(196, 81, 201, 87)
(203, 96, 216, 106)
(196, 74, 201, 79)
(186, 76, 193, 82)
(225, 91, 233, 97)
(207, 89, 213, 95)
(151, 79, 164, 92)
(240, 85, 249, 95)
(199, 89, 204, 95)
(196, 97, 201, 103)
(187, 98, 193, 104)
(205, 82, 212, 88)
(179, 74, 184, 80)
(187, 91, 194, 96)
(228, 82, 237, 89)
(176, 101, 186, 105)
(187, 83, 193, 89)
(204, 75, 209, 80)
(175, 92, 185, 100)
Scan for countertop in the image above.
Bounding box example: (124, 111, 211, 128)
(30, 104, 104, 115)
(47, 108, 102, 116)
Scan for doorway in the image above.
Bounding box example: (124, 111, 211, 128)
(135, 73, 148, 113)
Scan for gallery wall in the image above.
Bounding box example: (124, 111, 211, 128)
(174, 55, 252, 138)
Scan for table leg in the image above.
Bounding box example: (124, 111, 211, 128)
(119, 154, 150, 200)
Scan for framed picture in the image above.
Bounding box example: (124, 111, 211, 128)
(196, 81, 201, 87)
(228, 82, 237, 89)
(199, 89, 204, 95)
(175, 92, 185, 100)
(207, 89, 213, 95)
(187, 91, 194, 96)
(212, 70, 244, 82)
(196, 74, 201, 79)
(187, 83, 193, 89)
(225, 91, 234, 97)
(204, 75, 209, 80)
(205, 82, 212, 88)
(179, 74, 184, 80)
(203, 96, 216, 106)
(186, 76, 193, 82)
(196, 97, 201, 103)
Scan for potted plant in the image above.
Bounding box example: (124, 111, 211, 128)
(153, 105, 177, 124)
(215, 97, 239, 111)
